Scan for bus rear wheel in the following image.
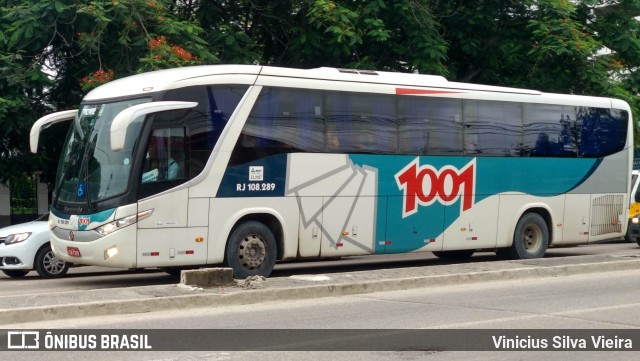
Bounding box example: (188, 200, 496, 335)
(225, 221, 277, 279)
(507, 212, 549, 259)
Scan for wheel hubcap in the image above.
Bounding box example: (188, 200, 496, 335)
(43, 251, 66, 275)
(238, 234, 266, 270)
(522, 224, 542, 253)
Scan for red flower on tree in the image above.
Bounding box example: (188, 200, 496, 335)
(142, 35, 199, 70)
(80, 69, 115, 92)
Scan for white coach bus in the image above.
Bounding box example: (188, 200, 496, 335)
(30, 65, 633, 278)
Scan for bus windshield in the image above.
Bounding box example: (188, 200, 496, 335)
(53, 98, 151, 212)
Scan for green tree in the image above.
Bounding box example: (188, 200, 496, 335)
(433, 0, 639, 138)
(2, 0, 640, 192)
(0, 0, 218, 187)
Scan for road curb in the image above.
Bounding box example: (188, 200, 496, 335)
(2, 257, 640, 326)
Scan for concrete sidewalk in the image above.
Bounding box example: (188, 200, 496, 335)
(2, 252, 640, 325)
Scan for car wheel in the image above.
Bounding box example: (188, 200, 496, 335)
(34, 244, 70, 278)
(2, 269, 29, 278)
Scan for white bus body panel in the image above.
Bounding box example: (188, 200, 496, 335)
(442, 196, 500, 251)
(562, 194, 591, 245)
(205, 197, 300, 265)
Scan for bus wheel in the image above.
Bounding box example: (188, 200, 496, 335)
(432, 250, 475, 259)
(225, 221, 277, 279)
(2, 270, 29, 278)
(508, 213, 549, 259)
(35, 244, 70, 278)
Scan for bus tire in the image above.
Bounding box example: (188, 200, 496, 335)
(2, 270, 29, 278)
(225, 221, 277, 279)
(34, 244, 69, 279)
(636, 238, 640, 247)
(432, 250, 475, 259)
(508, 213, 549, 259)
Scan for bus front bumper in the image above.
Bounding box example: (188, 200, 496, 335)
(50, 226, 138, 269)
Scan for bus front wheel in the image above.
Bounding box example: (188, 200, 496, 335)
(225, 221, 277, 279)
(507, 213, 549, 259)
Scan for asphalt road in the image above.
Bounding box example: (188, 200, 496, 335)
(4, 264, 640, 361)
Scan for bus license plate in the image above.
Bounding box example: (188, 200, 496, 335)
(67, 247, 81, 257)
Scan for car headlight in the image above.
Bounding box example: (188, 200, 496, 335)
(4, 232, 32, 245)
(95, 209, 153, 236)
(633, 217, 639, 224)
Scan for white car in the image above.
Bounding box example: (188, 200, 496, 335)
(0, 215, 69, 278)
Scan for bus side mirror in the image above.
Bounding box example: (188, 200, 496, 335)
(110, 101, 198, 151)
(30, 109, 78, 153)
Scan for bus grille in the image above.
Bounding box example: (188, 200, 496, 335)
(590, 195, 624, 236)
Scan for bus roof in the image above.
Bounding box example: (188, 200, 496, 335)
(84, 65, 624, 109)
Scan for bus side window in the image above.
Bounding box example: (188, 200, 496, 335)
(141, 128, 186, 183)
(230, 87, 325, 166)
(398, 97, 430, 155)
(325, 91, 396, 154)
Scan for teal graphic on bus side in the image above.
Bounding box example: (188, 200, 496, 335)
(349, 154, 600, 253)
(217, 155, 287, 197)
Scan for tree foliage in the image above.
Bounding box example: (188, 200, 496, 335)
(0, 0, 217, 185)
(1, 0, 640, 188)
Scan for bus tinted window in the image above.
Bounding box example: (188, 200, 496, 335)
(160, 85, 248, 177)
(236, 88, 398, 165)
(524, 104, 577, 157)
(463, 100, 523, 156)
(325, 92, 397, 154)
(236, 86, 627, 163)
(578, 107, 628, 157)
(243, 87, 325, 152)
(522, 105, 627, 158)
(397, 97, 463, 155)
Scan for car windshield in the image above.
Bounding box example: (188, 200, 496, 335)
(53, 98, 151, 212)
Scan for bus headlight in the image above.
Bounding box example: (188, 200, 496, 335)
(632, 217, 639, 224)
(95, 209, 153, 236)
